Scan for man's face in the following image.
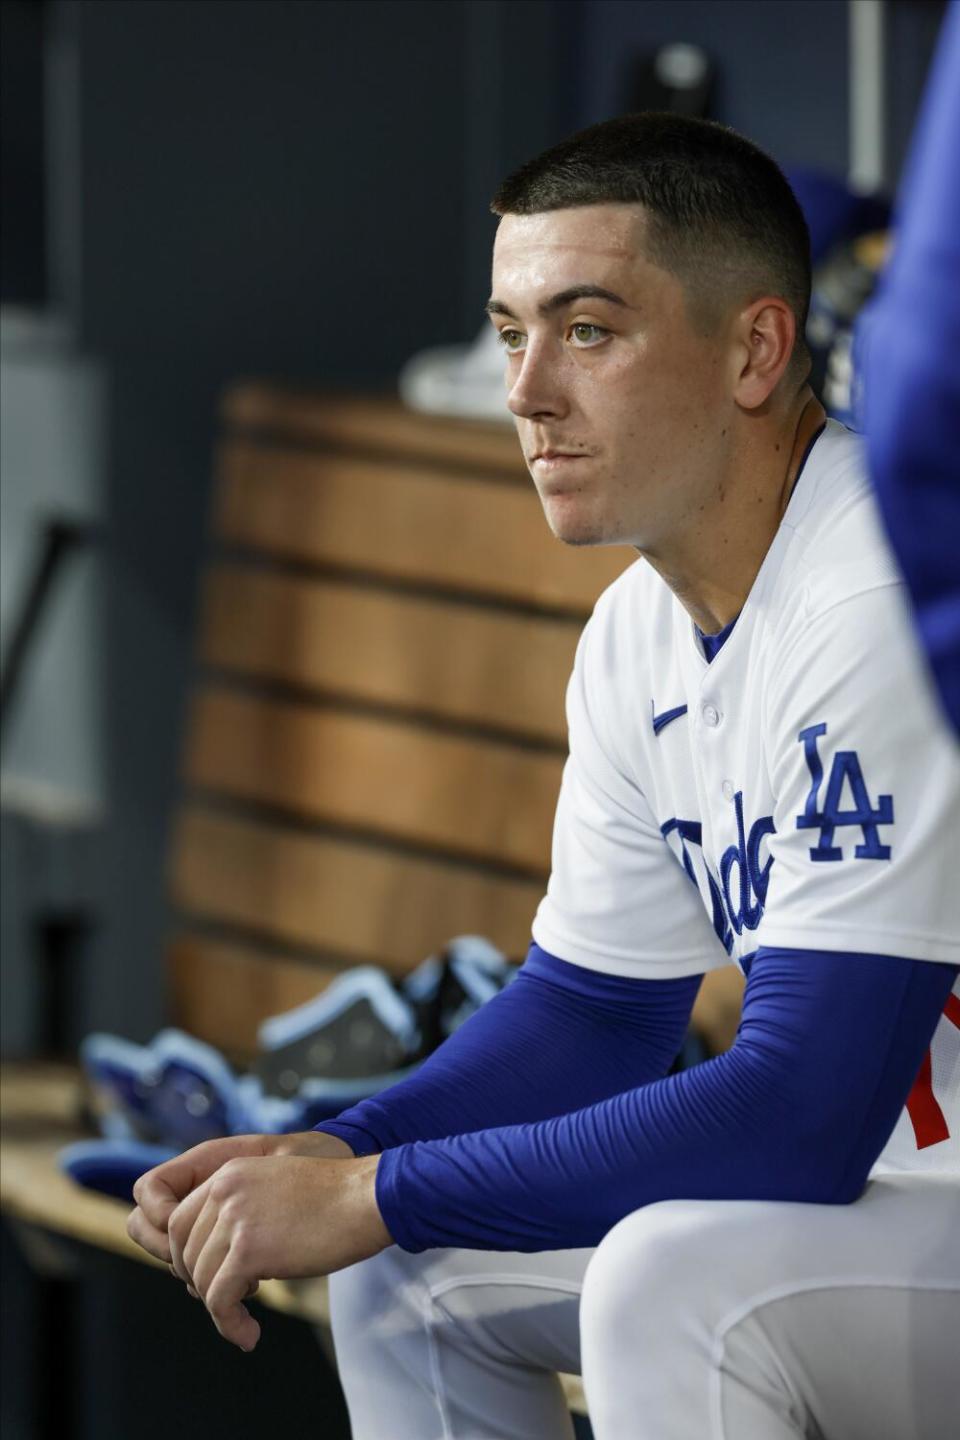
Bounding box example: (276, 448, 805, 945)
(489, 204, 731, 551)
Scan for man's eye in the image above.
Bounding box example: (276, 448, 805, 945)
(497, 328, 526, 352)
(570, 323, 607, 346)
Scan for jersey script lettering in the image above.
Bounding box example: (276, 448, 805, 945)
(661, 796, 775, 948)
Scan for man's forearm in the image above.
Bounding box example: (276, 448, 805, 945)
(375, 950, 957, 1253)
(316, 946, 700, 1154)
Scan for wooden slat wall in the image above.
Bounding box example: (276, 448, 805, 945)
(171, 805, 545, 968)
(215, 443, 632, 612)
(199, 566, 581, 743)
(221, 387, 539, 473)
(185, 687, 564, 873)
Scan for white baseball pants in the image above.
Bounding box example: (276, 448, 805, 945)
(329, 1173, 960, 1439)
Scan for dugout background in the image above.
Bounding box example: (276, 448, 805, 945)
(0, 3, 949, 1438)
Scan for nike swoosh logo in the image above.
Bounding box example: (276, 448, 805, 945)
(651, 703, 688, 737)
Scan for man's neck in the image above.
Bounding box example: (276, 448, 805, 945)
(642, 389, 826, 635)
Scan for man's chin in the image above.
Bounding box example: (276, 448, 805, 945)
(542, 503, 609, 548)
(554, 527, 605, 548)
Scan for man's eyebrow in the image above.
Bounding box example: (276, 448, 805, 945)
(485, 285, 630, 320)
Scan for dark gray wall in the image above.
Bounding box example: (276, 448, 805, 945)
(885, 0, 949, 181)
(574, 0, 945, 182)
(0, 0, 47, 303)
(573, 0, 850, 170)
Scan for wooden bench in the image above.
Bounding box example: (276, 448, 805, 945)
(1, 387, 745, 1419)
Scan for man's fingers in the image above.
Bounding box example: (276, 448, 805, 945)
(126, 1205, 172, 1263)
(133, 1153, 209, 1231)
(133, 1169, 182, 1224)
(168, 1182, 211, 1287)
(188, 1218, 231, 1303)
(206, 1262, 262, 1352)
(132, 1136, 270, 1233)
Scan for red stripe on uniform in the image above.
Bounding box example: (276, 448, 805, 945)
(943, 993, 960, 1030)
(906, 1049, 950, 1149)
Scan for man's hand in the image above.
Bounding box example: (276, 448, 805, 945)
(127, 1129, 355, 1264)
(166, 1152, 392, 1351)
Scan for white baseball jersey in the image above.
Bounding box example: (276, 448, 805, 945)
(533, 419, 960, 1174)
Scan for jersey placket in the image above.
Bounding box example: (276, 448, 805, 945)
(675, 623, 737, 958)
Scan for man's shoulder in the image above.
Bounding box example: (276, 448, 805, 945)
(762, 424, 944, 726)
(774, 421, 903, 628)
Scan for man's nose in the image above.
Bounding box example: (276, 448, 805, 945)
(506, 342, 568, 421)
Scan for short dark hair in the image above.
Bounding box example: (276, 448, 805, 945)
(492, 113, 811, 373)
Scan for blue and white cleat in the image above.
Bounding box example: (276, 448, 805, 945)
(402, 935, 517, 1051)
(244, 966, 423, 1131)
(80, 1029, 254, 1149)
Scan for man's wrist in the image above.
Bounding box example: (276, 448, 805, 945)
(313, 1119, 384, 1157)
(351, 1154, 394, 1252)
(274, 1129, 356, 1160)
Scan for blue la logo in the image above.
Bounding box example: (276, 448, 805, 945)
(796, 723, 894, 862)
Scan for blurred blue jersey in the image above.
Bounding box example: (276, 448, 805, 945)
(858, 0, 960, 733)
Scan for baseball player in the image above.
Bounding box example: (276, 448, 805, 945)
(129, 113, 960, 1439)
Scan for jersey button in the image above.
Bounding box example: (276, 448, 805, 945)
(721, 778, 736, 801)
(702, 703, 720, 728)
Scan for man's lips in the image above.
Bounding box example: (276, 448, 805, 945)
(529, 451, 595, 495)
(529, 449, 594, 465)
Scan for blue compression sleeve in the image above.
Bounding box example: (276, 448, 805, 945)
(375, 948, 957, 1253)
(316, 945, 700, 1156)
(858, 0, 960, 729)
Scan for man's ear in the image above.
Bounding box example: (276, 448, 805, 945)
(731, 297, 797, 410)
